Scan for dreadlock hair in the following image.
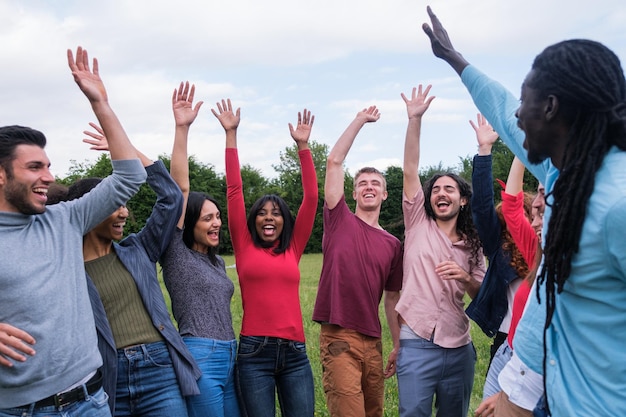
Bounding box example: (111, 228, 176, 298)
(527, 39, 626, 414)
(529, 39, 626, 325)
(495, 192, 533, 279)
(423, 173, 483, 271)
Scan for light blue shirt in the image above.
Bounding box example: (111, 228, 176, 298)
(462, 65, 626, 416)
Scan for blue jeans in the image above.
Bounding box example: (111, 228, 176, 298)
(483, 341, 513, 399)
(236, 335, 314, 417)
(397, 337, 476, 417)
(0, 387, 111, 417)
(533, 395, 549, 417)
(183, 337, 240, 417)
(115, 341, 188, 417)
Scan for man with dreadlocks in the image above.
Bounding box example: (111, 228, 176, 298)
(423, 6, 626, 417)
(395, 84, 485, 417)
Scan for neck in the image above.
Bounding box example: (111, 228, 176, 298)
(83, 232, 113, 262)
(355, 207, 383, 229)
(436, 218, 460, 242)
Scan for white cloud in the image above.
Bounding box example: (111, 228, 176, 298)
(1, 0, 625, 180)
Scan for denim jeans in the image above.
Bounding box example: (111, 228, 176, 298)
(183, 337, 240, 417)
(115, 341, 188, 417)
(483, 341, 513, 399)
(236, 335, 314, 417)
(532, 395, 549, 417)
(0, 387, 111, 417)
(397, 337, 476, 417)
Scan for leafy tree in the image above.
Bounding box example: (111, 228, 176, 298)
(380, 166, 404, 240)
(272, 140, 328, 253)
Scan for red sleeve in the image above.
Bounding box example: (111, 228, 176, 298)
(501, 190, 538, 266)
(226, 148, 251, 254)
(291, 149, 318, 259)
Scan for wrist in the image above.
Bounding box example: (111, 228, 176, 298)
(477, 144, 492, 155)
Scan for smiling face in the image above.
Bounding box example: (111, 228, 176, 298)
(0, 144, 54, 214)
(91, 206, 129, 242)
(192, 199, 222, 253)
(353, 171, 387, 212)
(530, 183, 546, 237)
(516, 70, 565, 165)
(254, 200, 284, 245)
(428, 175, 467, 222)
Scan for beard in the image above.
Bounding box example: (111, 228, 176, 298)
(4, 179, 45, 215)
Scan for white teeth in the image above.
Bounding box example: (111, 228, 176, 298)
(33, 188, 48, 195)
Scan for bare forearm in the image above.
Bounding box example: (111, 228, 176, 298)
(505, 157, 526, 195)
(90, 101, 136, 161)
(225, 129, 237, 149)
(171, 125, 190, 194)
(403, 117, 423, 197)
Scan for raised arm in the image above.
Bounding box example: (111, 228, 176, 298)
(325, 106, 379, 209)
(288, 109, 314, 151)
(170, 81, 203, 228)
(83, 122, 153, 167)
(504, 157, 526, 196)
(67, 47, 136, 162)
(422, 6, 470, 76)
(289, 109, 319, 253)
(470, 114, 502, 255)
(212, 99, 240, 149)
(470, 113, 499, 157)
(401, 85, 435, 199)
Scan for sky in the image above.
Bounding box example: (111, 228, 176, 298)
(1, 0, 625, 180)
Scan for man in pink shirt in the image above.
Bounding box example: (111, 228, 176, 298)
(395, 85, 485, 417)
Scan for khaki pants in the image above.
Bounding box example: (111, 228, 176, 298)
(494, 392, 533, 417)
(319, 324, 385, 417)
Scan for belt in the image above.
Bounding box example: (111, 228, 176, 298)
(27, 370, 103, 409)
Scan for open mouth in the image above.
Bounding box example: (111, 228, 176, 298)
(33, 187, 48, 202)
(262, 225, 276, 236)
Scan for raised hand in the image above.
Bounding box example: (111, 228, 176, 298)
(470, 113, 499, 155)
(422, 6, 469, 75)
(83, 122, 108, 151)
(173, 81, 203, 128)
(401, 84, 435, 119)
(211, 98, 241, 132)
(67, 46, 108, 104)
(356, 105, 381, 123)
(288, 109, 315, 149)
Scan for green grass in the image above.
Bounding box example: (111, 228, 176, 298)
(159, 253, 491, 417)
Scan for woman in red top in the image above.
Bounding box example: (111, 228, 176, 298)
(212, 99, 318, 417)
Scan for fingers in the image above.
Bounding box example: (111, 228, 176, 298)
(0, 324, 36, 367)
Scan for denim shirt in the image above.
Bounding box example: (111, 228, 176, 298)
(466, 154, 519, 337)
(85, 160, 201, 412)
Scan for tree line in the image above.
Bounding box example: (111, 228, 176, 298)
(57, 139, 538, 254)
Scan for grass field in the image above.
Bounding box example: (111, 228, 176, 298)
(160, 253, 491, 417)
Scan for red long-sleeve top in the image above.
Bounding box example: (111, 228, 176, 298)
(226, 148, 318, 342)
(501, 191, 540, 348)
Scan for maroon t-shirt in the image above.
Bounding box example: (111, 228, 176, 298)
(313, 197, 403, 338)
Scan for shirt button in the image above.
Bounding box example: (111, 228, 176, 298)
(159, 324, 165, 331)
(550, 359, 556, 366)
(520, 370, 525, 375)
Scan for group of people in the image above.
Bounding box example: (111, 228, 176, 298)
(1, 5, 625, 417)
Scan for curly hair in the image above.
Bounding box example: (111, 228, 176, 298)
(495, 194, 533, 279)
(423, 173, 483, 271)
